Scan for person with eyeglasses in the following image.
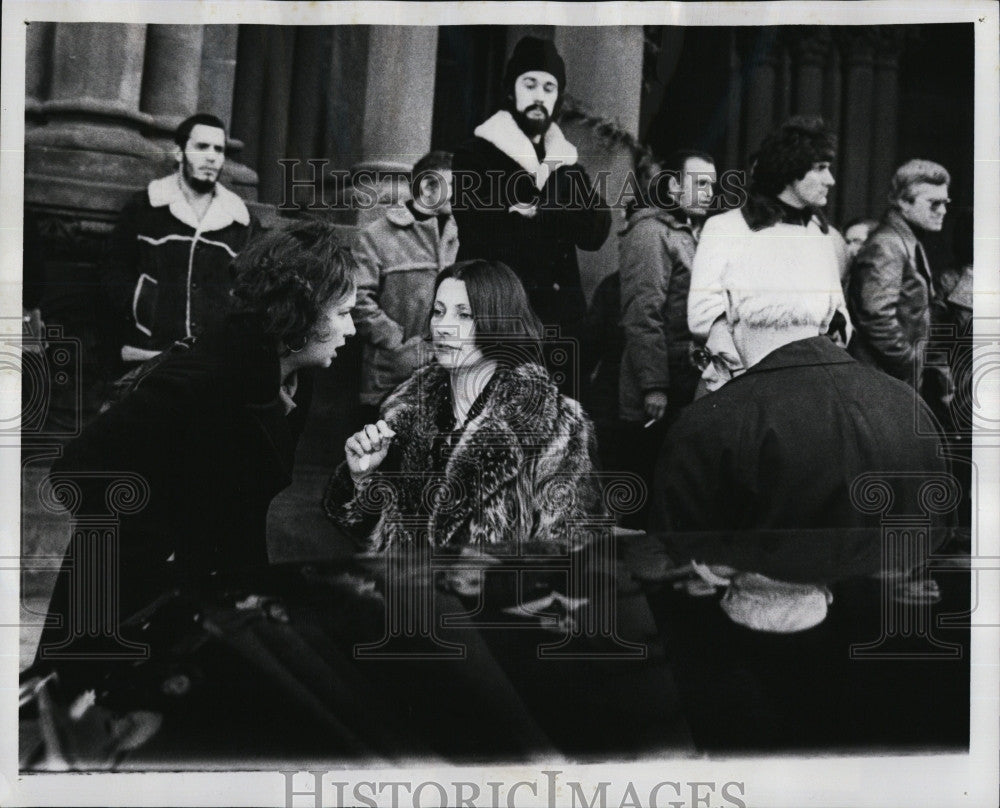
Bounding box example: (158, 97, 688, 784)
(648, 256, 953, 752)
(689, 324, 745, 393)
(848, 159, 954, 403)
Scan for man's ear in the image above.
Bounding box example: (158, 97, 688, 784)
(172, 143, 183, 169)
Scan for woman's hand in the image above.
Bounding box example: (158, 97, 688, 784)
(345, 420, 396, 482)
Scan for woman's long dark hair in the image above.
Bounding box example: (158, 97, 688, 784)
(430, 260, 543, 367)
(230, 218, 356, 352)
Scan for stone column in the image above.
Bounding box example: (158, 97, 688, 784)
(554, 27, 644, 136)
(838, 30, 876, 220)
(197, 24, 258, 202)
(25, 21, 57, 114)
(725, 32, 744, 171)
(26, 23, 155, 218)
(198, 26, 239, 130)
(352, 26, 439, 225)
(792, 28, 831, 115)
(552, 27, 645, 304)
(869, 28, 903, 216)
(741, 30, 780, 155)
(140, 25, 204, 127)
(823, 44, 844, 221)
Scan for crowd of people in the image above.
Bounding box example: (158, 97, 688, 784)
(32, 36, 972, 753)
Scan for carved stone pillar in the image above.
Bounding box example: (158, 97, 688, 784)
(822, 44, 844, 220)
(25, 21, 57, 117)
(141, 25, 204, 127)
(869, 28, 904, 215)
(198, 25, 239, 130)
(741, 29, 781, 154)
(838, 30, 876, 219)
(554, 27, 644, 304)
(351, 26, 439, 226)
(26, 23, 155, 219)
(554, 26, 644, 137)
(197, 25, 258, 201)
(725, 31, 743, 170)
(792, 28, 832, 115)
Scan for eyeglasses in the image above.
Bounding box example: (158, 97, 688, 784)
(690, 346, 738, 377)
(908, 196, 950, 211)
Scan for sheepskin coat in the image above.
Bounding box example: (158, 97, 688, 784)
(324, 361, 604, 549)
(452, 111, 611, 330)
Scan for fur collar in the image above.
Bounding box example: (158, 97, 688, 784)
(474, 110, 578, 190)
(148, 173, 251, 232)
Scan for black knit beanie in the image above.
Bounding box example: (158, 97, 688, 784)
(503, 37, 566, 94)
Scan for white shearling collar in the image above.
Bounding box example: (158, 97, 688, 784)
(474, 110, 578, 190)
(148, 173, 251, 232)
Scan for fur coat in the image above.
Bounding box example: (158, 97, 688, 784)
(324, 361, 604, 549)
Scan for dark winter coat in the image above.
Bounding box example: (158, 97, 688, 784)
(618, 207, 701, 421)
(101, 174, 256, 354)
(651, 336, 950, 579)
(646, 336, 954, 752)
(848, 208, 938, 389)
(324, 361, 604, 549)
(41, 314, 311, 648)
(452, 111, 611, 330)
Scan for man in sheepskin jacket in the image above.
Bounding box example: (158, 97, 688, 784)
(324, 360, 604, 550)
(451, 37, 611, 333)
(101, 113, 256, 365)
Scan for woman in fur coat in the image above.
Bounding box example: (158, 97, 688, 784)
(324, 259, 604, 549)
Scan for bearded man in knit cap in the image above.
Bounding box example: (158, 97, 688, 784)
(452, 37, 611, 350)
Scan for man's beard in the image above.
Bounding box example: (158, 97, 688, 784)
(181, 155, 219, 194)
(514, 104, 552, 138)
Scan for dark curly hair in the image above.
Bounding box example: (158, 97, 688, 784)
(429, 260, 543, 366)
(174, 113, 226, 149)
(750, 115, 836, 198)
(230, 219, 356, 353)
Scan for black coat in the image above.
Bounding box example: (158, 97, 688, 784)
(848, 208, 936, 388)
(40, 314, 311, 654)
(651, 336, 951, 581)
(452, 112, 611, 329)
(647, 336, 958, 752)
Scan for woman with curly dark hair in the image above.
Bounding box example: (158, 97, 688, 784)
(38, 219, 357, 655)
(324, 259, 603, 550)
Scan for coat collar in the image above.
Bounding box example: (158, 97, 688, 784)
(620, 205, 695, 237)
(743, 336, 854, 376)
(474, 110, 578, 190)
(741, 192, 830, 234)
(385, 203, 417, 227)
(384, 203, 454, 231)
(148, 173, 251, 232)
(884, 207, 919, 245)
(883, 208, 932, 284)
